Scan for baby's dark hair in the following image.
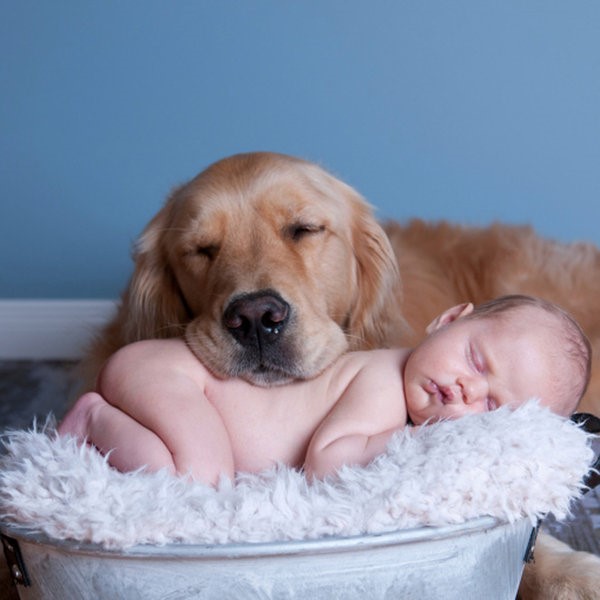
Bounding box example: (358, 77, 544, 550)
(467, 294, 591, 413)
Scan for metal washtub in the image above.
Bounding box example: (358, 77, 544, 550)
(1, 516, 534, 600)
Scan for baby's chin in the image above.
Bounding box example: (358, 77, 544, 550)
(408, 413, 428, 426)
(405, 389, 434, 425)
(406, 404, 429, 426)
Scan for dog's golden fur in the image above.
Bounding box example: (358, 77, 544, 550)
(519, 535, 600, 600)
(386, 219, 600, 416)
(86, 152, 600, 598)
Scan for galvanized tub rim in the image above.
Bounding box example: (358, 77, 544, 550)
(1, 515, 527, 559)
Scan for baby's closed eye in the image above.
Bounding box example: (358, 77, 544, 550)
(468, 343, 486, 374)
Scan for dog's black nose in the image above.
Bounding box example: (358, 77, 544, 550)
(223, 291, 290, 347)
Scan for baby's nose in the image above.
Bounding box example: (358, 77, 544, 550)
(462, 377, 488, 404)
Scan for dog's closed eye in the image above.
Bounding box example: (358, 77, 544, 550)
(286, 223, 326, 241)
(182, 244, 219, 261)
(195, 245, 219, 260)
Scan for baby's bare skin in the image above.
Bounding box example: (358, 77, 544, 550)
(60, 339, 409, 484)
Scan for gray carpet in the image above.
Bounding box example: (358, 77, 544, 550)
(0, 361, 598, 598)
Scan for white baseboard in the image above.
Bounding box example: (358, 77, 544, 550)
(0, 300, 118, 360)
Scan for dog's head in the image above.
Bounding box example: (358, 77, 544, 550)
(119, 152, 404, 385)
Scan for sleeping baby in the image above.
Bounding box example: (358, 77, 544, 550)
(59, 295, 590, 485)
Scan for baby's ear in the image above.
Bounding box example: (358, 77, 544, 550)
(426, 302, 474, 334)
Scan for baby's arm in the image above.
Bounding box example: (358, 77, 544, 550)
(60, 339, 234, 485)
(304, 361, 407, 480)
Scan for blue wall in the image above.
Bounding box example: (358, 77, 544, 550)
(2, 1, 599, 299)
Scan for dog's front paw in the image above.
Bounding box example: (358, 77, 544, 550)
(519, 532, 600, 600)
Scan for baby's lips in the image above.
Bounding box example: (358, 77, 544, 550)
(439, 385, 457, 404)
(423, 380, 443, 403)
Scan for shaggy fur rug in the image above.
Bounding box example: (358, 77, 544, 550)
(0, 402, 595, 550)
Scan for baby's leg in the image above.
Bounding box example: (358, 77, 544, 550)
(61, 389, 235, 485)
(83, 340, 236, 485)
(59, 392, 177, 475)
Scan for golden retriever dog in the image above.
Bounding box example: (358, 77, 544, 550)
(87, 152, 408, 386)
(86, 152, 600, 599)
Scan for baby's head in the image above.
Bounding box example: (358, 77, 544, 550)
(464, 295, 591, 414)
(404, 294, 591, 425)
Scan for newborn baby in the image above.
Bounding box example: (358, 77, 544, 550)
(59, 295, 590, 485)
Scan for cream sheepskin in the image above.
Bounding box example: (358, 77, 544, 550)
(0, 401, 595, 550)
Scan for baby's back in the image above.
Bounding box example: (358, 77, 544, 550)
(204, 349, 406, 473)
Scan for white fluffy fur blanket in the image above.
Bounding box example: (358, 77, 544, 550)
(0, 402, 595, 550)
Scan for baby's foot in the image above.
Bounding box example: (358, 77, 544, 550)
(57, 392, 103, 441)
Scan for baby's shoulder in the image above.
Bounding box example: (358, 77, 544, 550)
(332, 350, 407, 422)
(350, 348, 408, 371)
(335, 349, 407, 387)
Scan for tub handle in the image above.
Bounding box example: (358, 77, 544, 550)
(570, 412, 600, 491)
(1, 533, 30, 588)
(523, 521, 541, 564)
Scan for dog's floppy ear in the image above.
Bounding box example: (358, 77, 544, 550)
(347, 197, 408, 349)
(118, 195, 190, 344)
